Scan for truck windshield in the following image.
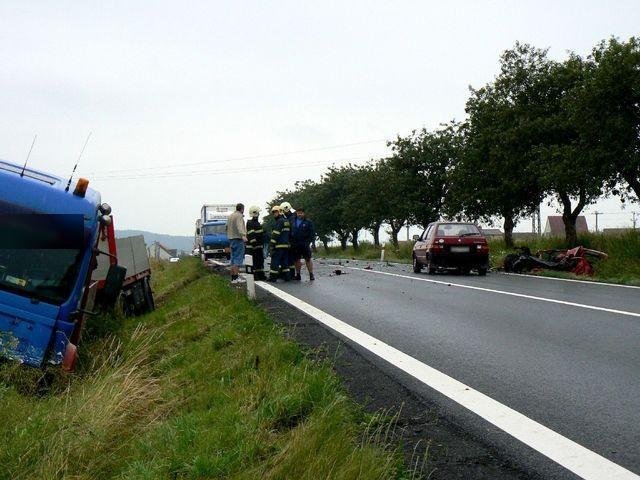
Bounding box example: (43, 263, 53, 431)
(0, 214, 86, 305)
(203, 224, 226, 235)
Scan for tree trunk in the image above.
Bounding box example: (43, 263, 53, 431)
(321, 239, 328, 250)
(558, 190, 586, 247)
(339, 235, 348, 250)
(370, 223, 381, 247)
(351, 228, 359, 249)
(388, 219, 405, 248)
(503, 214, 515, 248)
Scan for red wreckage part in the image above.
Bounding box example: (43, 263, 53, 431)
(504, 246, 608, 276)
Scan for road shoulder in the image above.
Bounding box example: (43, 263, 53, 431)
(257, 289, 536, 480)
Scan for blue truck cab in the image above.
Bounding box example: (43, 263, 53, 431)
(0, 159, 113, 370)
(200, 220, 230, 260)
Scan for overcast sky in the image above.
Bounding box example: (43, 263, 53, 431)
(1, 1, 639, 236)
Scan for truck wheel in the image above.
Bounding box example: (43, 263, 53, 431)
(412, 256, 422, 273)
(478, 267, 488, 276)
(143, 277, 155, 313)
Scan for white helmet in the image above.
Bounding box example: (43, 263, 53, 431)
(281, 201, 292, 213)
(248, 205, 261, 217)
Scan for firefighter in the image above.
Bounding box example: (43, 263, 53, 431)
(267, 205, 291, 281)
(246, 205, 266, 280)
(280, 201, 296, 278)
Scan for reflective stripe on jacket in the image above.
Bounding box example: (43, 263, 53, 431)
(270, 216, 290, 249)
(246, 218, 264, 251)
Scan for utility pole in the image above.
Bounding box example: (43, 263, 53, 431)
(406, 224, 410, 241)
(535, 205, 542, 236)
(633, 212, 638, 230)
(594, 211, 601, 233)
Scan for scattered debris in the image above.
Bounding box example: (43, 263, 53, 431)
(364, 265, 373, 270)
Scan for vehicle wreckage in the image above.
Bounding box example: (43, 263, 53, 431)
(503, 246, 608, 276)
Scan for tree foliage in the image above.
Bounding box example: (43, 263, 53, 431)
(267, 37, 638, 248)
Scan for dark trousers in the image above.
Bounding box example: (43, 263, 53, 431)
(252, 248, 266, 280)
(269, 249, 290, 280)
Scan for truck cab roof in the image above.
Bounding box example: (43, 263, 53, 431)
(0, 159, 101, 217)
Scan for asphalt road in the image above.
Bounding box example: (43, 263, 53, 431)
(261, 259, 640, 479)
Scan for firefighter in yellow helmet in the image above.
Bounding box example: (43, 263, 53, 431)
(280, 201, 296, 278)
(245, 205, 266, 280)
(267, 205, 291, 281)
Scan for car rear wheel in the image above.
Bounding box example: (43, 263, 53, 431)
(478, 267, 487, 276)
(426, 255, 436, 275)
(412, 255, 422, 273)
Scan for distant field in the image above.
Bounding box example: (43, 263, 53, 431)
(117, 229, 193, 253)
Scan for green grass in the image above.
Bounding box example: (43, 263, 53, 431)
(0, 258, 409, 479)
(319, 242, 413, 264)
(320, 232, 640, 285)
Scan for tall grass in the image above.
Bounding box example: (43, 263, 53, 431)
(0, 258, 410, 479)
(320, 241, 414, 263)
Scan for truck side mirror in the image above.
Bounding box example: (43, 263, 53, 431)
(412, 234, 420, 241)
(101, 265, 127, 309)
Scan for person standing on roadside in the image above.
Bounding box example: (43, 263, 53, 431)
(267, 205, 291, 282)
(291, 207, 315, 281)
(246, 205, 266, 280)
(226, 203, 247, 284)
(280, 201, 296, 279)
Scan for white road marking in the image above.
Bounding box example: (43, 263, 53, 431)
(257, 280, 640, 480)
(500, 272, 640, 289)
(343, 266, 640, 318)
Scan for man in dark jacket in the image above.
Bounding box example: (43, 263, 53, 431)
(290, 207, 315, 281)
(246, 205, 266, 280)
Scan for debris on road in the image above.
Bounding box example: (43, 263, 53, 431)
(503, 246, 608, 275)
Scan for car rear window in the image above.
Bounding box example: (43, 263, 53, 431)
(435, 224, 481, 237)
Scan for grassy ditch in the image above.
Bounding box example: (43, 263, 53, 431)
(0, 258, 408, 480)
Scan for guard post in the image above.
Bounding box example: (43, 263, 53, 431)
(244, 254, 255, 299)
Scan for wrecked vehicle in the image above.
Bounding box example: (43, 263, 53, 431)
(503, 246, 607, 276)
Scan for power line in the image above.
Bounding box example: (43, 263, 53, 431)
(90, 156, 369, 181)
(83, 138, 388, 176)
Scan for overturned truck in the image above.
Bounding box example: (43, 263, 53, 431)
(0, 159, 154, 371)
